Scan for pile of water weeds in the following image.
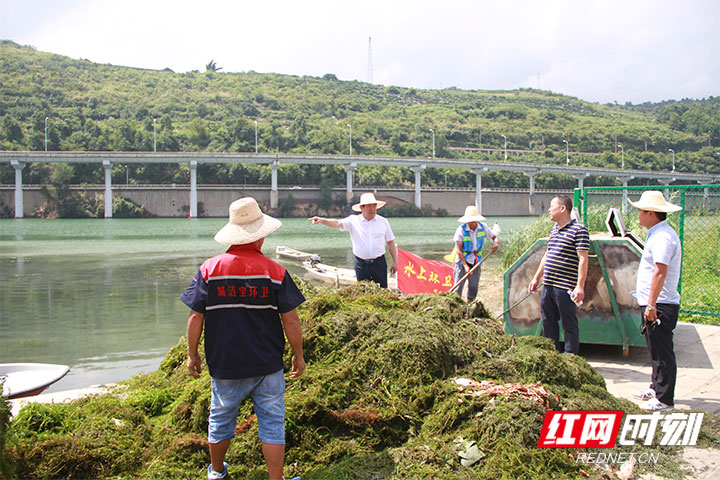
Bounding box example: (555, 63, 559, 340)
(2, 280, 718, 479)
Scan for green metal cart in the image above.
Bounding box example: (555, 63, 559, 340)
(503, 236, 645, 355)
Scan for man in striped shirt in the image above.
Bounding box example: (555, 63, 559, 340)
(528, 195, 590, 354)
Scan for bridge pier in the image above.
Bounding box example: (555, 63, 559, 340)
(524, 170, 538, 215)
(343, 163, 356, 202)
(616, 175, 634, 214)
(573, 173, 589, 191)
(471, 167, 486, 214)
(189, 161, 198, 218)
(658, 177, 676, 201)
(11, 160, 24, 218)
(701, 184, 710, 208)
(103, 160, 113, 218)
(411, 165, 425, 208)
(270, 160, 279, 209)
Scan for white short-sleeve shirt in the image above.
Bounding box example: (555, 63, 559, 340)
(339, 214, 395, 260)
(636, 220, 682, 305)
(453, 223, 496, 264)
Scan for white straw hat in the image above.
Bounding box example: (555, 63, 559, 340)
(458, 205, 486, 223)
(629, 191, 682, 213)
(352, 192, 386, 212)
(214, 197, 282, 245)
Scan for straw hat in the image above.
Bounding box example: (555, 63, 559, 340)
(629, 191, 682, 213)
(352, 192, 386, 212)
(214, 197, 282, 245)
(458, 205, 486, 223)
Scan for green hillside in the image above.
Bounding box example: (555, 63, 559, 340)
(1, 39, 718, 189)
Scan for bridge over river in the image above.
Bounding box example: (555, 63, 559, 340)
(1, 152, 717, 218)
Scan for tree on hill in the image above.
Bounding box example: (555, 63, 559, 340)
(205, 60, 222, 72)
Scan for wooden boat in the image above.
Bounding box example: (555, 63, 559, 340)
(302, 260, 397, 289)
(275, 246, 320, 262)
(0, 363, 70, 399)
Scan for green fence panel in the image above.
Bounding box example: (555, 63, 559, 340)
(579, 184, 720, 320)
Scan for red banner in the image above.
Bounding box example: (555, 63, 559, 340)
(397, 248, 454, 294)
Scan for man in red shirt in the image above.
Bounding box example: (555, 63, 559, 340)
(181, 197, 304, 480)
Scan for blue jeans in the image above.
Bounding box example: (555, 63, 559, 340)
(208, 369, 286, 444)
(540, 285, 579, 354)
(354, 255, 388, 288)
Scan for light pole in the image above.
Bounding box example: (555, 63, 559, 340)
(563, 139, 569, 165)
(153, 118, 157, 152)
(429, 129, 435, 158)
(44, 116, 49, 152)
(254, 120, 258, 153)
(501, 134, 507, 160)
(669, 148, 675, 172)
(347, 124, 352, 155)
(618, 144, 624, 169)
(444, 170, 448, 188)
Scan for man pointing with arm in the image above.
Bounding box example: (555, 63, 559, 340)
(310, 192, 398, 288)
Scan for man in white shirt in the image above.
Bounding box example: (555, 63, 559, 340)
(630, 190, 683, 412)
(309, 193, 398, 288)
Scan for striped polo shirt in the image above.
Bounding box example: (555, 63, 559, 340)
(543, 219, 590, 290)
(180, 243, 305, 379)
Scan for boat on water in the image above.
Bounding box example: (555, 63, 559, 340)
(302, 259, 397, 289)
(275, 245, 320, 262)
(0, 363, 70, 399)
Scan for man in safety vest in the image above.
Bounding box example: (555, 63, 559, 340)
(452, 205, 500, 302)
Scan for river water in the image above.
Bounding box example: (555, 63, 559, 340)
(0, 216, 531, 392)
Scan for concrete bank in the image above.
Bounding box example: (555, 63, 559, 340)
(0, 186, 565, 217)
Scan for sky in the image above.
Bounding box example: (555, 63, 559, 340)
(1, 0, 718, 105)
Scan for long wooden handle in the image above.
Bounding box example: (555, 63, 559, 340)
(449, 250, 494, 293)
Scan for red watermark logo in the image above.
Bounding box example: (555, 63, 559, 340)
(538, 411, 705, 449)
(538, 411, 624, 448)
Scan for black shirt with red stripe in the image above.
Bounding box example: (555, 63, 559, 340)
(180, 243, 305, 379)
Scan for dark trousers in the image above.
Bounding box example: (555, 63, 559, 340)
(642, 303, 678, 406)
(453, 261, 480, 301)
(354, 255, 388, 288)
(540, 285, 579, 354)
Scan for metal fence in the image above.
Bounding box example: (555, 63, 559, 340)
(576, 184, 720, 321)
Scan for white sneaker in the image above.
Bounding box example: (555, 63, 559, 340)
(634, 387, 655, 400)
(640, 398, 673, 412)
(208, 462, 228, 480)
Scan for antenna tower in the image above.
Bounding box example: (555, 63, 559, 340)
(367, 37, 373, 84)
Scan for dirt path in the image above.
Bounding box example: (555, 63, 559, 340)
(475, 261, 505, 317)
